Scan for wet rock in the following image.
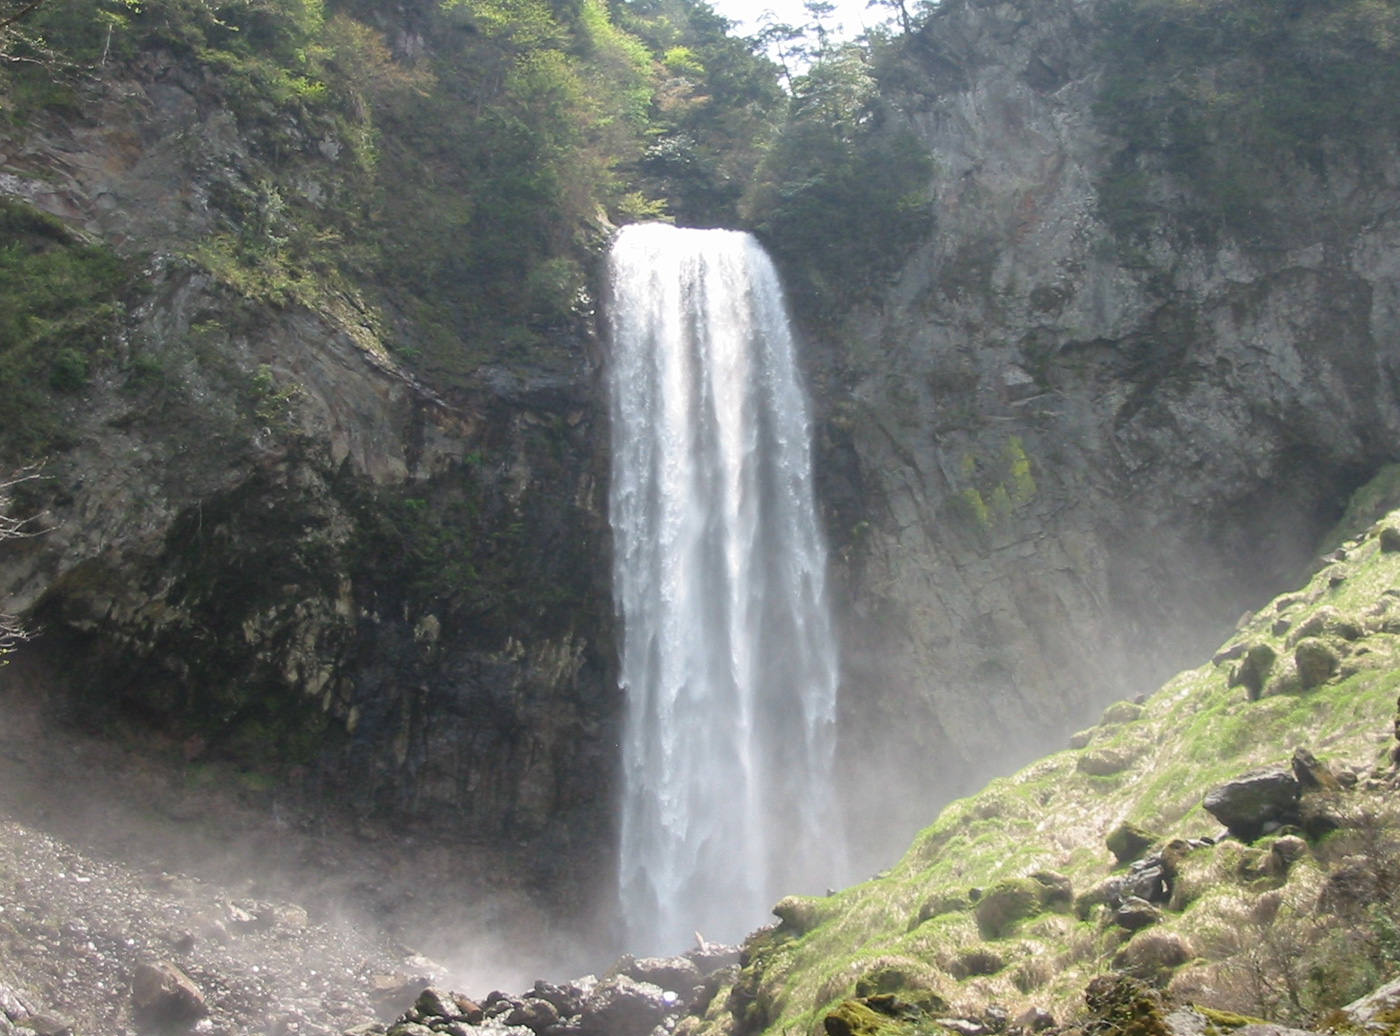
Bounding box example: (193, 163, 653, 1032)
(131, 960, 209, 1026)
(1203, 769, 1301, 841)
(1291, 747, 1341, 792)
(1294, 638, 1341, 688)
(686, 942, 741, 975)
(1106, 822, 1157, 865)
(617, 954, 703, 994)
(528, 980, 587, 1018)
(506, 998, 559, 1033)
(576, 976, 675, 1036)
(1121, 862, 1170, 904)
(1114, 896, 1162, 931)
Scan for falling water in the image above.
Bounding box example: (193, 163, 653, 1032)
(606, 222, 843, 955)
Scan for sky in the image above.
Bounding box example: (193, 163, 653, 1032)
(706, 0, 889, 41)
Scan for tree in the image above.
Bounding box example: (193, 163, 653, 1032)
(867, 0, 912, 35)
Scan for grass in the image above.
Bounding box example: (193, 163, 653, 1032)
(680, 510, 1400, 1036)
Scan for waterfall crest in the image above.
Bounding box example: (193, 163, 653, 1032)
(606, 222, 843, 954)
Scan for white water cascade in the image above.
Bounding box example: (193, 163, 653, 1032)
(606, 222, 844, 955)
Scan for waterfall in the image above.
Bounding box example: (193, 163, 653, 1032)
(605, 222, 843, 955)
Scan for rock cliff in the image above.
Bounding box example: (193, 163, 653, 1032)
(805, 0, 1400, 870)
(0, 41, 618, 929)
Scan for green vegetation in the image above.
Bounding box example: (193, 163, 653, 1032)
(681, 511, 1400, 1036)
(1094, 0, 1400, 244)
(0, 198, 132, 462)
(1, 0, 788, 386)
(744, 40, 933, 324)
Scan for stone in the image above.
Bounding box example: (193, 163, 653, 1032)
(1268, 835, 1308, 877)
(575, 976, 674, 1036)
(618, 955, 703, 994)
(1100, 700, 1144, 725)
(1379, 525, 1400, 552)
(975, 878, 1044, 937)
(131, 960, 209, 1026)
(412, 989, 458, 1022)
(1074, 877, 1125, 920)
(1228, 643, 1276, 700)
(1291, 747, 1341, 791)
(1106, 822, 1157, 865)
(1114, 896, 1162, 931)
(506, 998, 559, 1033)
(1121, 863, 1170, 905)
(1028, 871, 1073, 910)
(1294, 638, 1340, 688)
(1341, 975, 1400, 1028)
(773, 895, 827, 934)
(1068, 728, 1096, 749)
(1114, 931, 1193, 978)
(1202, 769, 1301, 841)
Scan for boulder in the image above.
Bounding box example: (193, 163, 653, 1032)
(1379, 525, 1400, 553)
(505, 998, 559, 1033)
(131, 961, 208, 1027)
(1291, 747, 1341, 792)
(1229, 643, 1277, 700)
(975, 878, 1043, 938)
(1106, 822, 1157, 865)
(1202, 769, 1301, 840)
(618, 954, 703, 994)
(1114, 896, 1162, 932)
(576, 976, 675, 1036)
(1294, 638, 1341, 688)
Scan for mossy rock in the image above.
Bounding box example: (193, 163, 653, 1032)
(773, 895, 829, 935)
(1082, 975, 1171, 1036)
(949, 946, 1005, 978)
(975, 878, 1044, 938)
(1294, 637, 1341, 689)
(912, 890, 971, 927)
(1107, 822, 1158, 865)
(1078, 746, 1137, 776)
(1379, 525, 1400, 553)
(822, 999, 909, 1036)
(1228, 642, 1277, 700)
(1101, 700, 1145, 725)
(854, 964, 948, 1014)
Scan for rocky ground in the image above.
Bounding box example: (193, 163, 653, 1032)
(0, 680, 616, 1036)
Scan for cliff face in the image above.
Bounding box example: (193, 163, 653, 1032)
(0, 52, 618, 918)
(810, 0, 1400, 868)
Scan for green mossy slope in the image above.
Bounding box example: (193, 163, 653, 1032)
(683, 507, 1400, 1036)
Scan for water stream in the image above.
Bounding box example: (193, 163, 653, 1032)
(605, 223, 843, 954)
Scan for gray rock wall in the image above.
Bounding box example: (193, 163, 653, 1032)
(808, 0, 1400, 870)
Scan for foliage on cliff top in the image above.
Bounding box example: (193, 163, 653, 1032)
(680, 498, 1400, 1036)
(0, 0, 785, 385)
(1094, 0, 1400, 244)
